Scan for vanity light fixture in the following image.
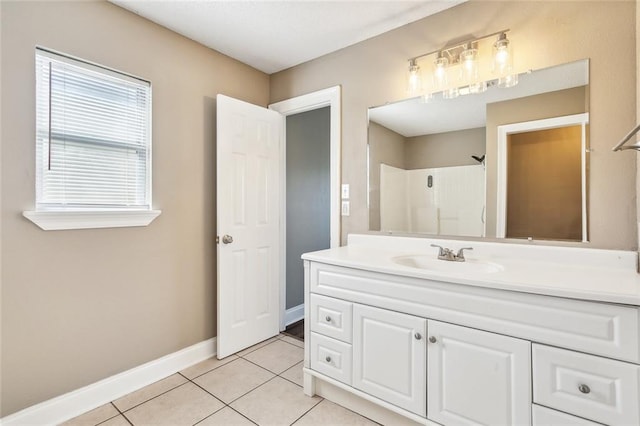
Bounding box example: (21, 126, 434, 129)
(406, 29, 516, 99)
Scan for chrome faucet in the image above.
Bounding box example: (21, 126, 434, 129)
(431, 244, 473, 262)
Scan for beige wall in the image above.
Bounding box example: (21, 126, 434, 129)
(270, 0, 637, 250)
(405, 127, 486, 170)
(368, 122, 405, 230)
(0, 1, 269, 416)
(485, 86, 588, 236)
(1, 0, 637, 419)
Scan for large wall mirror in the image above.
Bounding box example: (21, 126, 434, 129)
(368, 59, 589, 242)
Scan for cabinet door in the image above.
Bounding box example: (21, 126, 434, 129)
(427, 320, 531, 426)
(353, 304, 427, 416)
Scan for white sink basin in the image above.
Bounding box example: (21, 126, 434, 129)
(392, 255, 504, 274)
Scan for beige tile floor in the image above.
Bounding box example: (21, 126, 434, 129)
(62, 334, 379, 426)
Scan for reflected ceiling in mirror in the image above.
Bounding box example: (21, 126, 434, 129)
(368, 59, 589, 241)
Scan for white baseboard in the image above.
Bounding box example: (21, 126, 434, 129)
(285, 304, 304, 326)
(1, 338, 216, 426)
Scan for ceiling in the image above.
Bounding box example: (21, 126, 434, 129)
(369, 59, 590, 137)
(110, 0, 465, 74)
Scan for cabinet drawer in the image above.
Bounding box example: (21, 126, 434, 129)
(533, 344, 640, 425)
(310, 332, 352, 385)
(310, 294, 353, 343)
(532, 405, 602, 426)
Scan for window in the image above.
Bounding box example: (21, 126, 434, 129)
(24, 48, 160, 230)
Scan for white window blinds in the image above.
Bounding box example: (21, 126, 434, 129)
(35, 48, 152, 211)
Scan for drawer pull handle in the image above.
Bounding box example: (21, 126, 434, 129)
(325, 356, 332, 363)
(429, 336, 437, 343)
(325, 316, 331, 322)
(414, 333, 422, 340)
(578, 384, 591, 394)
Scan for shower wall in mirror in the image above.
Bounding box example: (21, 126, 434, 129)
(368, 59, 589, 241)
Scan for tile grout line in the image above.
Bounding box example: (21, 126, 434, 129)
(186, 358, 278, 405)
(112, 378, 191, 416)
(235, 337, 282, 358)
(91, 403, 125, 426)
(188, 377, 233, 406)
(109, 401, 134, 426)
(187, 380, 260, 426)
(227, 405, 260, 426)
(239, 354, 296, 376)
(188, 399, 226, 426)
(287, 395, 324, 426)
(182, 355, 241, 381)
(277, 374, 304, 389)
(120, 410, 134, 426)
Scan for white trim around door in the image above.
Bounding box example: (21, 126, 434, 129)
(269, 86, 341, 331)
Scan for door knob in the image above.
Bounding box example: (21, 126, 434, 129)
(429, 336, 437, 343)
(414, 333, 422, 340)
(222, 235, 234, 244)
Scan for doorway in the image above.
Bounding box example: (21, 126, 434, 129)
(496, 113, 589, 241)
(285, 107, 330, 333)
(269, 86, 341, 331)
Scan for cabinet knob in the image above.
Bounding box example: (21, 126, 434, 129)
(429, 336, 437, 343)
(578, 384, 591, 394)
(414, 332, 422, 340)
(325, 356, 332, 363)
(325, 316, 331, 322)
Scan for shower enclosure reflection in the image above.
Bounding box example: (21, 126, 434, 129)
(377, 146, 486, 237)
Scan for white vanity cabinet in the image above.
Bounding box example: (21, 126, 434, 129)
(303, 255, 640, 426)
(427, 320, 531, 426)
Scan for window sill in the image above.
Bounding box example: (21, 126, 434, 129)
(23, 209, 162, 231)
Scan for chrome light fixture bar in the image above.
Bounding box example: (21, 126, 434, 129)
(406, 29, 517, 98)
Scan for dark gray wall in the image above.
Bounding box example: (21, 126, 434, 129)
(286, 107, 331, 309)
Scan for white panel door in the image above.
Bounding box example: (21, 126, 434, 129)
(353, 304, 427, 416)
(427, 320, 531, 426)
(216, 94, 282, 358)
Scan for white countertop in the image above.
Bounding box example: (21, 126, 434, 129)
(301, 234, 640, 306)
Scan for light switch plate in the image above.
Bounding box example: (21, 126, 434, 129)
(341, 184, 350, 199)
(341, 201, 350, 216)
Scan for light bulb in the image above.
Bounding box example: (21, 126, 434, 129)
(493, 33, 518, 88)
(433, 53, 449, 90)
(459, 43, 481, 93)
(406, 59, 422, 96)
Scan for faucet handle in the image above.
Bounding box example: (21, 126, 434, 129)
(456, 247, 473, 260)
(431, 244, 446, 256)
